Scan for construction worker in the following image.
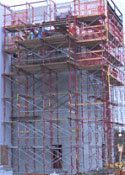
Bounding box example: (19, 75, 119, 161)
(38, 25, 42, 38)
(30, 27, 35, 39)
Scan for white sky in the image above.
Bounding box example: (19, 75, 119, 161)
(0, 0, 124, 9)
(0, 0, 125, 32)
(0, 0, 124, 15)
(0, 0, 71, 6)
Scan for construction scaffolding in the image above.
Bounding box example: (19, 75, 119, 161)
(2, 0, 125, 174)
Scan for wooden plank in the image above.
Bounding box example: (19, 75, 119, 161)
(4, 48, 18, 54)
(17, 38, 43, 49)
(70, 102, 106, 106)
(43, 18, 74, 27)
(2, 72, 21, 77)
(5, 23, 39, 32)
(17, 34, 70, 49)
(0, 145, 8, 165)
(76, 13, 105, 22)
(78, 57, 104, 61)
(76, 37, 106, 46)
(5, 25, 21, 32)
(76, 49, 104, 55)
(83, 24, 104, 29)
(78, 30, 105, 37)
(3, 62, 104, 76)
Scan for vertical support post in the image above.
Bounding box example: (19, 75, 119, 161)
(17, 50, 21, 173)
(32, 6, 34, 23)
(42, 41, 45, 174)
(49, 0, 52, 31)
(25, 66, 29, 173)
(94, 81, 99, 169)
(102, 66, 107, 166)
(49, 71, 53, 170)
(56, 73, 59, 144)
(107, 67, 112, 164)
(87, 75, 92, 170)
(80, 72, 85, 170)
(68, 37, 73, 174)
(74, 43, 79, 173)
(3, 5, 6, 146)
(74, 0, 76, 16)
(33, 72, 36, 170)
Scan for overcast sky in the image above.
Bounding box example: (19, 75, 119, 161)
(0, 0, 125, 32)
(0, 0, 124, 15)
(0, 0, 124, 9)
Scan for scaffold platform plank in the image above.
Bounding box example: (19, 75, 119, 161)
(16, 34, 74, 50)
(43, 14, 105, 27)
(4, 48, 19, 54)
(76, 37, 106, 46)
(76, 13, 105, 23)
(4, 23, 39, 32)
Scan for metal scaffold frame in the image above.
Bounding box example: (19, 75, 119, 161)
(2, 0, 125, 174)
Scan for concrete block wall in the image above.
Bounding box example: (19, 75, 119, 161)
(0, 4, 4, 146)
(0, 4, 12, 169)
(10, 71, 104, 174)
